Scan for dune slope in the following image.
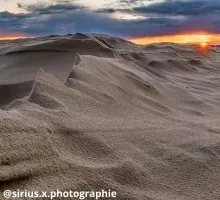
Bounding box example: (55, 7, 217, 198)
(1, 34, 220, 200)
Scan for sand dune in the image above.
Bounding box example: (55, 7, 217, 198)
(1, 34, 220, 199)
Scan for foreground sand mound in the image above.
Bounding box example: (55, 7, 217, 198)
(1, 43, 220, 200)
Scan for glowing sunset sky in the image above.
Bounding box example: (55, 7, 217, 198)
(1, 0, 220, 44)
(131, 33, 220, 45)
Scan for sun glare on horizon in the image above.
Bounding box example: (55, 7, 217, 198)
(0, 36, 23, 41)
(0, 33, 28, 41)
(130, 32, 220, 45)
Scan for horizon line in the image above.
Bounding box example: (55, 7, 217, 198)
(1, 32, 220, 45)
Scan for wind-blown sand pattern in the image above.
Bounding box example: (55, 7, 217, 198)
(1, 34, 220, 200)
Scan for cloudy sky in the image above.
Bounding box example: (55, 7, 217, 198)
(1, 0, 220, 39)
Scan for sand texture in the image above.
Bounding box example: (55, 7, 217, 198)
(1, 34, 220, 199)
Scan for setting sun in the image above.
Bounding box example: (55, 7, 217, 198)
(200, 42, 208, 47)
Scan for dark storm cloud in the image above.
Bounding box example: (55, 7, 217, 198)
(95, 8, 117, 14)
(1, 0, 220, 37)
(20, 3, 85, 14)
(0, 12, 30, 32)
(102, 0, 220, 16)
(0, 8, 181, 36)
(134, 0, 220, 16)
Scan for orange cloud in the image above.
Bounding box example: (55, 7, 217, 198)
(130, 32, 220, 45)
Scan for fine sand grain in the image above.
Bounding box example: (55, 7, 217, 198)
(1, 34, 220, 200)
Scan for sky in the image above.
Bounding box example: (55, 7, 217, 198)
(1, 0, 220, 44)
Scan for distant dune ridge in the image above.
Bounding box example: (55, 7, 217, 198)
(1, 33, 220, 200)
